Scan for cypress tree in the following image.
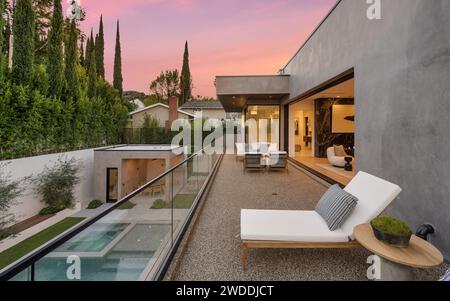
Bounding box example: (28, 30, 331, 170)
(79, 36, 85, 66)
(0, 0, 4, 84)
(95, 15, 105, 78)
(64, 20, 79, 101)
(87, 43, 97, 98)
(113, 20, 123, 97)
(85, 29, 94, 72)
(47, 0, 64, 97)
(11, 0, 35, 86)
(180, 41, 192, 104)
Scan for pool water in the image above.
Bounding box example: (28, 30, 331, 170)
(55, 223, 129, 253)
(10, 224, 171, 281)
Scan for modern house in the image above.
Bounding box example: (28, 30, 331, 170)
(216, 0, 450, 260)
(128, 96, 195, 128)
(1, 0, 448, 282)
(180, 100, 227, 120)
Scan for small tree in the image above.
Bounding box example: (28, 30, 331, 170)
(32, 157, 80, 211)
(149, 69, 180, 103)
(0, 163, 24, 238)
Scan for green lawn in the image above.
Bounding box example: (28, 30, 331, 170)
(151, 194, 197, 209)
(172, 194, 197, 209)
(0, 217, 85, 270)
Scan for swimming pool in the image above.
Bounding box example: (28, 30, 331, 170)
(55, 223, 129, 253)
(11, 224, 171, 281)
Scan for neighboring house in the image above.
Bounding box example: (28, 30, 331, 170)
(129, 97, 196, 128)
(131, 98, 145, 110)
(180, 100, 227, 120)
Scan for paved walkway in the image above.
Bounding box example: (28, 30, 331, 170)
(171, 155, 447, 281)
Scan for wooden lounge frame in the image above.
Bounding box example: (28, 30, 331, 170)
(241, 240, 362, 271)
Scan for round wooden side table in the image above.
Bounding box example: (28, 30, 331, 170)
(354, 224, 443, 281)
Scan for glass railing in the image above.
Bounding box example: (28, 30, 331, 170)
(1, 147, 221, 281)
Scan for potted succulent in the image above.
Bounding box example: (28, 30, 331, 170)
(370, 216, 413, 248)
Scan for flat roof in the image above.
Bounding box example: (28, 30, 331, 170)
(96, 145, 183, 152)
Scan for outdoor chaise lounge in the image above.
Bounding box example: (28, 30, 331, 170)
(240, 171, 402, 270)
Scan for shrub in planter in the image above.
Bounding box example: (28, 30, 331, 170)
(39, 206, 61, 216)
(32, 157, 80, 211)
(151, 199, 166, 209)
(87, 200, 103, 209)
(371, 216, 412, 248)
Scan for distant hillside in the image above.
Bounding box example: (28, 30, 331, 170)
(123, 91, 148, 103)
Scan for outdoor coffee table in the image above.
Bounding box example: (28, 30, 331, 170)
(354, 224, 443, 281)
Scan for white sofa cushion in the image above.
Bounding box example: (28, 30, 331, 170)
(327, 147, 346, 167)
(342, 172, 402, 239)
(241, 209, 350, 242)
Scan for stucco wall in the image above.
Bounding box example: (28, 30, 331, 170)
(2, 149, 95, 223)
(93, 150, 186, 202)
(283, 0, 450, 259)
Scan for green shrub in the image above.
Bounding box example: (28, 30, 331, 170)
(87, 200, 103, 209)
(117, 201, 136, 210)
(151, 199, 166, 209)
(32, 157, 80, 211)
(39, 206, 61, 216)
(371, 216, 412, 235)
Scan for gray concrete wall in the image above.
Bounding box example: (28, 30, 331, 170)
(283, 0, 450, 259)
(216, 76, 290, 95)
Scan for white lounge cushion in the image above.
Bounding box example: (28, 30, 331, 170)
(342, 171, 402, 239)
(241, 209, 350, 243)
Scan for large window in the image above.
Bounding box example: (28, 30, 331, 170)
(246, 105, 280, 144)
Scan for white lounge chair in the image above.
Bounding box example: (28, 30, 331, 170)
(327, 146, 352, 168)
(240, 171, 402, 270)
(236, 143, 246, 161)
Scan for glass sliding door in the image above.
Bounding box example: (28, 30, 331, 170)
(245, 105, 280, 145)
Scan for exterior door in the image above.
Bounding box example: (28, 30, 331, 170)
(107, 168, 119, 203)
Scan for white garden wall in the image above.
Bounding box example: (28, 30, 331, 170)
(2, 148, 96, 223)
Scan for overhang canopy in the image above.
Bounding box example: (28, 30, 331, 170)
(216, 75, 290, 112)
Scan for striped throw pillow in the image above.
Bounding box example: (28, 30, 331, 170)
(315, 185, 358, 231)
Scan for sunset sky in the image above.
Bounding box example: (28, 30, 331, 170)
(66, 0, 337, 97)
